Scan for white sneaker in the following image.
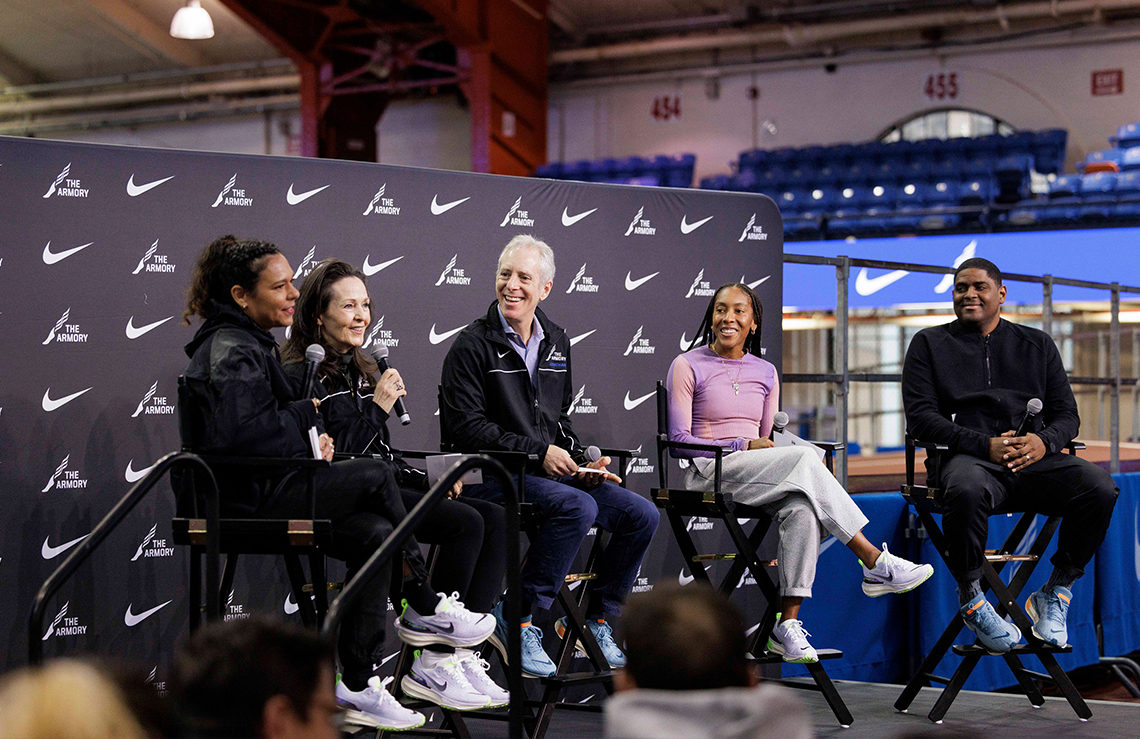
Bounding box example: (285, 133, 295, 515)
(400, 650, 490, 711)
(336, 676, 425, 730)
(767, 619, 819, 663)
(861, 543, 934, 597)
(456, 648, 510, 707)
(396, 591, 496, 648)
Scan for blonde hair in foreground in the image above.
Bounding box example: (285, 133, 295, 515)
(0, 660, 146, 739)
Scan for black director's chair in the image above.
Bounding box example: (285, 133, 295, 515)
(650, 381, 854, 727)
(428, 386, 633, 739)
(895, 435, 1092, 723)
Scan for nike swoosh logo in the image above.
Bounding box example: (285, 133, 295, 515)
(680, 215, 714, 234)
(42, 240, 93, 265)
(286, 183, 329, 205)
(561, 207, 597, 227)
(745, 622, 761, 637)
(429, 323, 465, 345)
(42, 386, 92, 412)
(678, 565, 711, 586)
(430, 195, 470, 215)
(819, 536, 839, 556)
(284, 594, 299, 615)
(362, 255, 404, 276)
(741, 275, 772, 289)
(125, 460, 156, 483)
(570, 329, 597, 347)
(854, 268, 910, 296)
(124, 600, 172, 627)
(42, 534, 88, 560)
(126, 174, 174, 197)
(680, 332, 692, 351)
(624, 390, 655, 411)
(125, 315, 174, 339)
(498, 350, 511, 358)
(373, 653, 400, 670)
(625, 271, 660, 291)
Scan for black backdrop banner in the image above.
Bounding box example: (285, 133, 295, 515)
(0, 136, 782, 688)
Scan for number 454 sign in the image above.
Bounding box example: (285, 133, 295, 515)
(924, 73, 959, 100)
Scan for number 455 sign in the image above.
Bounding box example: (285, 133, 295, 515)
(924, 73, 959, 100)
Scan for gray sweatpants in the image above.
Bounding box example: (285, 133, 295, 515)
(684, 446, 869, 598)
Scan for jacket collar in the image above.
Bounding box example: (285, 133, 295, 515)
(480, 301, 565, 347)
(949, 316, 1008, 339)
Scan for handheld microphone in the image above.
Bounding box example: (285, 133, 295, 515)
(586, 445, 602, 463)
(1015, 398, 1043, 437)
(770, 410, 789, 441)
(301, 344, 325, 399)
(370, 345, 411, 426)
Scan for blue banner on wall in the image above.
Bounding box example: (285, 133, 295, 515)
(1097, 473, 1140, 657)
(786, 228, 1140, 311)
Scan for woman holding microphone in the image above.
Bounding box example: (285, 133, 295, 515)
(181, 237, 493, 730)
(283, 258, 509, 711)
(665, 282, 933, 663)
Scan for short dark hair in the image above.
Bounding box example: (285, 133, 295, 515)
(620, 583, 751, 691)
(173, 617, 333, 738)
(953, 257, 1002, 287)
(183, 235, 281, 324)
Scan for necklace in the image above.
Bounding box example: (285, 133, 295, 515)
(712, 346, 744, 395)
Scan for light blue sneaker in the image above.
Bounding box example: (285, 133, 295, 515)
(555, 617, 627, 668)
(486, 602, 556, 678)
(961, 594, 1022, 653)
(1026, 586, 1071, 647)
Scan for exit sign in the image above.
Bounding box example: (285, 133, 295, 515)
(1092, 69, 1124, 96)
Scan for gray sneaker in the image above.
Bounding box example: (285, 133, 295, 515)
(1026, 586, 1071, 647)
(960, 594, 1022, 653)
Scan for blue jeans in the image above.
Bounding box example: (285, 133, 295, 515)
(463, 475, 659, 616)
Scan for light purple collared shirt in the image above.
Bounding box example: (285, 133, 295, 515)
(498, 305, 544, 388)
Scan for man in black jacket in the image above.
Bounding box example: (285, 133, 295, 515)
(441, 235, 660, 677)
(902, 257, 1117, 653)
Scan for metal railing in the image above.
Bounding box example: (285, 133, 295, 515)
(782, 253, 1140, 485)
(29, 451, 219, 666)
(321, 455, 525, 738)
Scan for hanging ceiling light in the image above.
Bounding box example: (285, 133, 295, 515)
(170, 1, 215, 40)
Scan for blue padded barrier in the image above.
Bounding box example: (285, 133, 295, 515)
(1096, 473, 1140, 658)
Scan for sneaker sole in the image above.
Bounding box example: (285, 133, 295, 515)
(395, 620, 496, 649)
(862, 565, 935, 598)
(766, 639, 818, 664)
(486, 631, 553, 679)
(400, 675, 490, 712)
(342, 708, 425, 731)
(1025, 597, 1068, 647)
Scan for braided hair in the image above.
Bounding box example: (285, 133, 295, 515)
(183, 235, 281, 324)
(687, 282, 764, 357)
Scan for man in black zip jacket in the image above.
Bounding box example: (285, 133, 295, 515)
(902, 257, 1117, 653)
(441, 235, 660, 677)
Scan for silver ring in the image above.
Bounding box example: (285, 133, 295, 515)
(396, 382, 404, 390)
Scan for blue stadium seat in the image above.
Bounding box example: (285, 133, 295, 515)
(880, 139, 916, 162)
(827, 143, 856, 167)
(1114, 122, 1140, 149)
(873, 160, 910, 183)
(562, 160, 591, 182)
(739, 149, 769, 173)
(1114, 171, 1140, 219)
(585, 158, 616, 182)
(770, 147, 799, 168)
(614, 156, 646, 180)
(942, 137, 973, 158)
(1079, 172, 1117, 220)
(1033, 129, 1068, 174)
(1082, 148, 1124, 173)
(1120, 147, 1140, 172)
(1007, 131, 1037, 157)
(900, 159, 931, 183)
(840, 162, 874, 186)
(866, 183, 898, 209)
(1050, 174, 1082, 198)
(837, 185, 872, 209)
(994, 154, 1034, 202)
(963, 156, 996, 178)
(932, 156, 968, 180)
(958, 178, 993, 206)
(808, 163, 843, 187)
(850, 142, 881, 167)
(729, 169, 758, 192)
(799, 146, 827, 168)
(535, 162, 562, 179)
(806, 187, 838, 211)
(700, 174, 732, 190)
(971, 134, 1005, 159)
(757, 167, 787, 192)
(911, 138, 944, 163)
(667, 153, 697, 187)
(776, 189, 810, 214)
(918, 180, 961, 230)
(784, 167, 813, 188)
(1036, 176, 1082, 224)
(897, 182, 929, 208)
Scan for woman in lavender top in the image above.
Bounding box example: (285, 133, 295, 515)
(666, 283, 933, 663)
